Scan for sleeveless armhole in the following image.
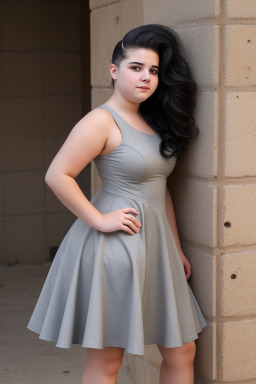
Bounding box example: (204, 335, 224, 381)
(95, 105, 126, 158)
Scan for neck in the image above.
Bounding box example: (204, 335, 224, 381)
(106, 92, 141, 115)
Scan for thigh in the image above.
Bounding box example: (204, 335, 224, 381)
(157, 341, 196, 366)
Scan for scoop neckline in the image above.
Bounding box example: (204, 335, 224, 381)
(101, 104, 157, 137)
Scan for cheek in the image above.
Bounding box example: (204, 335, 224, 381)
(127, 72, 139, 84)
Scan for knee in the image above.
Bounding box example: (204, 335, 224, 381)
(86, 347, 124, 377)
(103, 355, 124, 377)
(160, 341, 196, 369)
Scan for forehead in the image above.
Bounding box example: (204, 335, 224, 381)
(123, 48, 159, 65)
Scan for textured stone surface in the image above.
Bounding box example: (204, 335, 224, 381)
(218, 320, 256, 381)
(46, 212, 76, 249)
(121, 0, 144, 36)
(4, 171, 45, 215)
(176, 25, 220, 87)
(182, 245, 216, 320)
(194, 320, 217, 381)
(0, 52, 42, 96)
(223, 92, 256, 177)
(168, 175, 217, 248)
(224, 0, 256, 18)
(43, 52, 81, 94)
(0, 0, 40, 50)
(41, 1, 80, 50)
(175, 91, 219, 179)
(224, 26, 256, 86)
(218, 252, 256, 317)
(6, 215, 45, 263)
(219, 184, 256, 247)
(90, 0, 119, 10)
(144, 0, 220, 24)
(90, 4, 121, 87)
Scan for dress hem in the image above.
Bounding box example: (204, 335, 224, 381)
(27, 322, 207, 356)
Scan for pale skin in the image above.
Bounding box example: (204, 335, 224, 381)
(45, 47, 195, 384)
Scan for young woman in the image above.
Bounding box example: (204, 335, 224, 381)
(27, 24, 207, 384)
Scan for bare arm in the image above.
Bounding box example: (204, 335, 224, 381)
(45, 108, 141, 235)
(45, 109, 109, 229)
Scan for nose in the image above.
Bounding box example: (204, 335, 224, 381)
(140, 69, 150, 81)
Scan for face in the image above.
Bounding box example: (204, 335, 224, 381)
(110, 48, 159, 104)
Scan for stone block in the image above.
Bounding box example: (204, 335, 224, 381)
(224, 26, 256, 86)
(46, 212, 76, 249)
(4, 171, 45, 215)
(182, 244, 216, 319)
(6, 214, 46, 263)
(0, 53, 42, 96)
(0, 98, 42, 139)
(219, 184, 256, 247)
(224, 0, 256, 18)
(120, 0, 143, 36)
(43, 52, 81, 94)
(91, 87, 113, 108)
(0, 174, 5, 216)
(144, 0, 220, 23)
(44, 136, 67, 169)
(167, 175, 217, 248)
(0, 0, 40, 50)
(223, 92, 256, 177)
(0, 137, 44, 172)
(42, 1, 80, 50)
(175, 91, 218, 179)
(0, 218, 8, 265)
(194, 320, 217, 382)
(45, 155, 90, 209)
(43, 95, 82, 138)
(218, 251, 256, 317)
(218, 319, 256, 381)
(144, 344, 162, 368)
(90, 4, 121, 87)
(46, 187, 70, 214)
(176, 25, 220, 87)
(90, 0, 119, 10)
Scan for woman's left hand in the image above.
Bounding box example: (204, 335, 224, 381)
(179, 252, 191, 280)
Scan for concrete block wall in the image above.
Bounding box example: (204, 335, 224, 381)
(0, 0, 90, 265)
(143, 1, 256, 383)
(90, 0, 256, 383)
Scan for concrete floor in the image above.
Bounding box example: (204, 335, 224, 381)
(0, 262, 132, 384)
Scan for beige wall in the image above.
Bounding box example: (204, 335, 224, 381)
(90, 0, 256, 383)
(0, 0, 91, 265)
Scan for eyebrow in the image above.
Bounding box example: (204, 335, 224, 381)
(128, 61, 159, 69)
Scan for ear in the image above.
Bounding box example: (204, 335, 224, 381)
(109, 64, 118, 80)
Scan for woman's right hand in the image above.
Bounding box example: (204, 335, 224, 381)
(97, 207, 141, 235)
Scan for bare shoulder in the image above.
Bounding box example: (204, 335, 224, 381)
(75, 106, 114, 132)
(45, 106, 116, 178)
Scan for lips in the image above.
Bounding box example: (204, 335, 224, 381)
(138, 86, 150, 89)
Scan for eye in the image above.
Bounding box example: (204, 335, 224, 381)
(131, 66, 140, 71)
(150, 69, 158, 75)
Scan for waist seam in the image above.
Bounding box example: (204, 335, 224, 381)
(101, 187, 165, 201)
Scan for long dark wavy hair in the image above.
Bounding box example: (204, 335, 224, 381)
(111, 24, 199, 160)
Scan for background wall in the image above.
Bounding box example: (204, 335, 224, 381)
(90, 0, 256, 383)
(0, 0, 91, 266)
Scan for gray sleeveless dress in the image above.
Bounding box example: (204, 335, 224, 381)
(27, 103, 207, 355)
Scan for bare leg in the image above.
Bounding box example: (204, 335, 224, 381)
(82, 346, 125, 384)
(157, 341, 196, 384)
